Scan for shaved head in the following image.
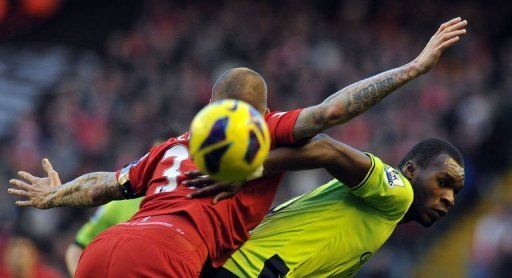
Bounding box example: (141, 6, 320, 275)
(211, 67, 268, 114)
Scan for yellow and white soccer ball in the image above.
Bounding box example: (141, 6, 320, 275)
(190, 99, 271, 182)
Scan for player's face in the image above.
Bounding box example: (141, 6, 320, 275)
(410, 154, 464, 227)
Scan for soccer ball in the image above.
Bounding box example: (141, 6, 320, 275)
(189, 99, 271, 182)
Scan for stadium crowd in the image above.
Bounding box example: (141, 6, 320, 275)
(1, 1, 511, 276)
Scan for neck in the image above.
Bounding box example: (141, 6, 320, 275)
(398, 167, 415, 225)
(398, 211, 414, 225)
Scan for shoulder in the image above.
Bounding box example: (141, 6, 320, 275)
(144, 133, 190, 159)
(382, 162, 414, 211)
(351, 154, 414, 221)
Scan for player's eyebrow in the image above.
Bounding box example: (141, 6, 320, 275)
(443, 172, 463, 193)
(443, 172, 456, 183)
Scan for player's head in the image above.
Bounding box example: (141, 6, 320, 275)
(399, 138, 465, 227)
(211, 67, 269, 115)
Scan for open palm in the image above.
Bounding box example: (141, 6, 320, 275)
(414, 17, 467, 74)
(8, 158, 62, 209)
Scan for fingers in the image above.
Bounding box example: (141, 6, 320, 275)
(444, 20, 467, 33)
(7, 188, 30, 198)
(212, 192, 235, 204)
(445, 29, 467, 38)
(183, 170, 214, 188)
(439, 22, 466, 41)
(434, 19, 466, 51)
(14, 200, 33, 207)
(186, 183, 228, 199)
(9, 179, 31, 191)
(42, 158, 61, 186)
(17, 171, 37, 183)
(183, 176, 216, 188)
(184, 170, 205, 179)
(49, 170, 61, 186)
(437, 29, 465, 46)
(437, 17, 462, 33)
(438, 36, 460, 51)
(42, 158, 53, 174)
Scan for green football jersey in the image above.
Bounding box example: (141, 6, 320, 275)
(223, 154, 414, 277)
(75, 198, 142, 248)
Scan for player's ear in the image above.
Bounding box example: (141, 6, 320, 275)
(402, 161, 416, 180)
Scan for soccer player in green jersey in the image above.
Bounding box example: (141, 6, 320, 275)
(192, 135, 464, 277)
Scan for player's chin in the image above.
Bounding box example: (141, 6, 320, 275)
(418, 213, 436, 227)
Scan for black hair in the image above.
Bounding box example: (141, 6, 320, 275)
(398, 138, 464, 169)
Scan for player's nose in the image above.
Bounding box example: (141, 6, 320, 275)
(440, 190, 455, 209)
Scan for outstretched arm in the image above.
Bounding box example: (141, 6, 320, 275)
(293, 17, 467, 140)
(8, 159, 123, 209)
(186, 135, 372, 201)
(262, 135, 371, 188)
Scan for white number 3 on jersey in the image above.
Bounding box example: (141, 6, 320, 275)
(155, 144, 189, 193)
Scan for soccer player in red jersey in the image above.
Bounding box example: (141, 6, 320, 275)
(8, 18, 466, 277)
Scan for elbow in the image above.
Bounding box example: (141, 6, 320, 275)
(323, 103, 350, 125)
(312, 133, 332, 143)
(312, 134, 342, 166)
(87, 185, 107, 207)
(84, 173, 118, 206)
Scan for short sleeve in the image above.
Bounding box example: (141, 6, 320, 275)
(350, 154, 414, 222)
(264, 109, 303, 147)
(116, 152, 150, 198)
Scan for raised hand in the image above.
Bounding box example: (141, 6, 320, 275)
(414, 17, 468, 75)
(184, 170, 243, 204)
(8, 158, 62, 209)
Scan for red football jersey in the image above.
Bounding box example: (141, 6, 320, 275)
(116, 109, 302, 267)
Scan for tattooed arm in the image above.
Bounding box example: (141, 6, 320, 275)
(49, 172, 122, 208)
(8, 159, 123, 209)
(293, 17, 467, 140)
(293, 65, 416, 139)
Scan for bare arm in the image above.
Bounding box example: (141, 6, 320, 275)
(262, 135, 371, 188)
(186, 135, 372, 199)
(65, 243, 83, 277)
(293, 17, 467, 140)
(50, 172, 122, 207)
(8, 159, 123, 209)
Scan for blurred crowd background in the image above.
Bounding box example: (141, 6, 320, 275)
(0, 0, 511, 277)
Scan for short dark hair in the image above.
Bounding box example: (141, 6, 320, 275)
(211, 67, 266, 100)
(398, 138, 464, 169)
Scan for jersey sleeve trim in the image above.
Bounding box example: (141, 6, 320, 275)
(116, 166, 139, 199)
(74, 240, 86, 249)
(283, 108, 302, 144)
(351, 153, 376, 191)
(118, 180, 137, 199)
(266, 109, 303, 147)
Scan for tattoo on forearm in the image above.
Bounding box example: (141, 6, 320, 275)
(323, 66, 412, 118)
(50, 172, 121, 208)
(343, 76, 395, 116)
(294, 64, 417, 140)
